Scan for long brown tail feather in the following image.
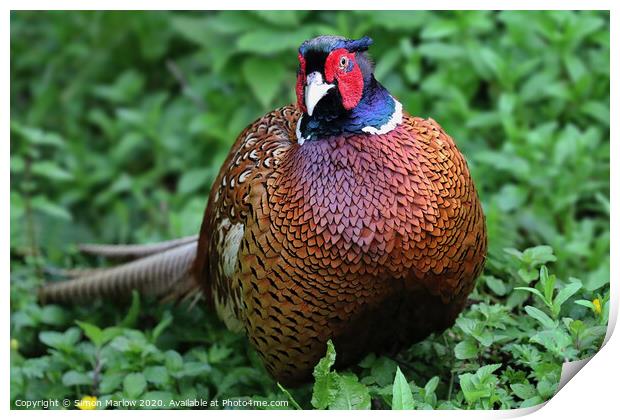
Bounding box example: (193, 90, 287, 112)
(38, 241, 200, 304)
(77, 235, 199, 259)
(44, 266, 108, 280)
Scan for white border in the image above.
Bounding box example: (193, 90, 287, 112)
(3, 3, 616, 419)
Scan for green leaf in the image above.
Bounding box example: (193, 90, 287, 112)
(208, 343, 233, 364)
(418, 42, 464, 60)
(177, 168, 212, 195)
(523, 246, 557, 266)
(494, 184, 527, 213)
(152, 311, 173, 342)
(455, 317, 478, 336)
(581, 101, 609, 126)
(514, 287, 546, 303)
(552, 281, 582, 314)
(164, 350, 184, 372)
(503, 248, 523, 260)
(100, 328, 124, 347)
(518, 268, 539, 284)
(455, 340, 479, 359)
(510, 382, 536, 400)
(20, 357, 49, 379)
(144, 366, 170, 385)
(175, 361, 212, 378)
(531, 329, 572, 355)
(75, 321, 103, 347)
(537, 378, 558, 399)
(357, 353, 376, 369)
(76, 321, 122, 348)
(31, 161, 73, 181)
(424, 376, 440, 396)
(40, 305, 68, 326)
(392, 367, 414, 410)
(524, 306, 556, 329)
(459, 373, 486, 404)
(476, 363, 502, 378)
(237, 29, 313, 55)
(584, 264, 610, 291)
(521, 396, 544, 408)
(420, 19, 458, 39)
(369, 356, 398, 387)
(10, 156, 25, 173)
(30, 196, 72, 221)
(99, 372, 124, 394)
(277, 383, 303, 410)
(39, 327, 81, 351)
(374, 49, 401, 82)
(62, 370, 92, 386)
(170, 16, 216, 48)
(242, 57, 286, 108)
(119, 290, 141, 328)
(484, 276, 507, 296)
(574, 299, 595, 310)
(459, 364, 502, 406)
(366, 11, 429, 31)
(330, 373, 371, 410)
(311, 340, 338, 409)
(539, 266, 555, 305)
(11, 122, 65, 147)
(92, 70, 145, 103)
(563, 55, 587, 82)
(123, 373, 147, 399)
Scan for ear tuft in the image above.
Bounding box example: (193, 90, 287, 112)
(344, 36, 373, 52)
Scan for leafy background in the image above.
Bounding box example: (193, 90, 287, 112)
(10, 11, 610, 409)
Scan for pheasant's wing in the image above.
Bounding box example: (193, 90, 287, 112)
(192, 105, 300, 331)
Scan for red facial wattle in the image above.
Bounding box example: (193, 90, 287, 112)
(324, 48, 364, 110)
(296, 53, 307, 113)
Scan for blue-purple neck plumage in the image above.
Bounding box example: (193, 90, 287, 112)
(295, 35, 402, 144)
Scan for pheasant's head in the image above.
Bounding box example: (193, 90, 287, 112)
(296, 35, 372, 115)
(295, 35, 402, 143)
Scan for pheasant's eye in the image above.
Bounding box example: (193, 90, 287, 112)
(339, 56, 349, 70)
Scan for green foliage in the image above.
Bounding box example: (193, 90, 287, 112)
(392, 367, 415, 410)
(10, 11, 609, 409)
(311, 340, 371, 409)
(304, 244, 608, 410)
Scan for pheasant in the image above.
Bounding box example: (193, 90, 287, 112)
(39, 35, 487, 386)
